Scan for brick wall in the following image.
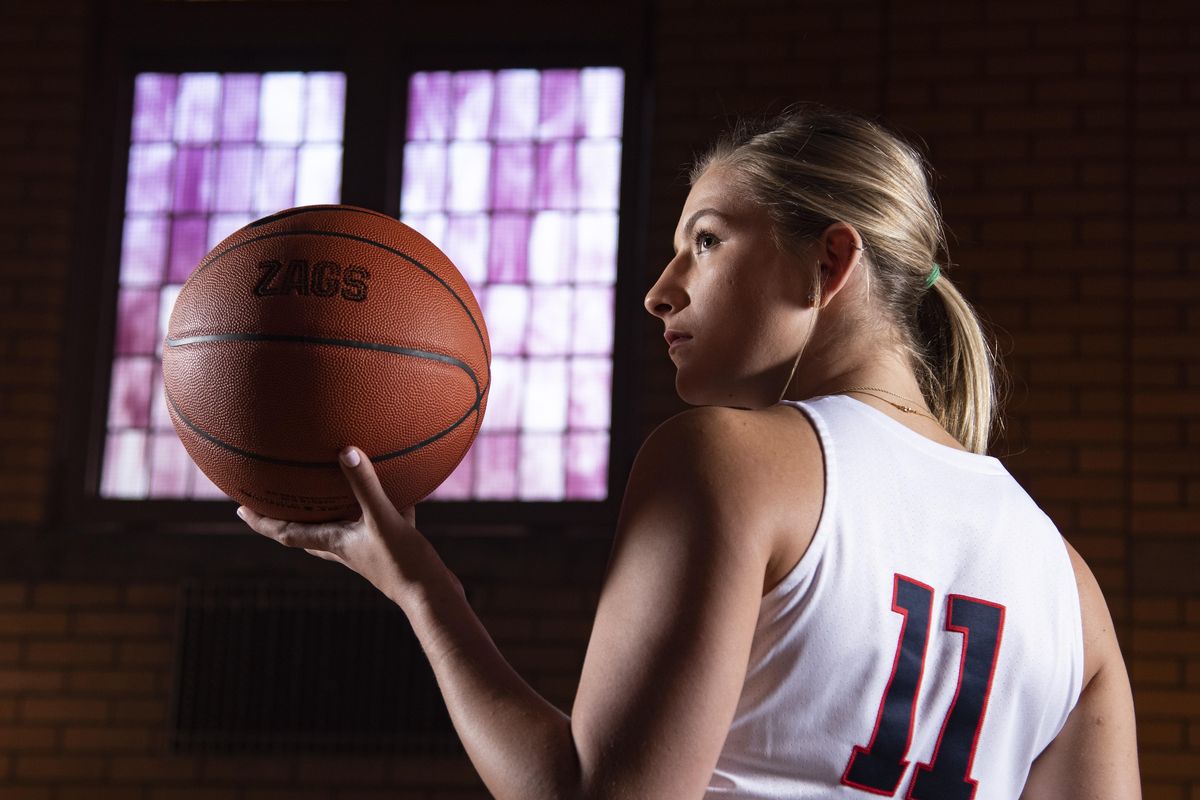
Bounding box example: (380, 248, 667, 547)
(1, 0, 1197, 796)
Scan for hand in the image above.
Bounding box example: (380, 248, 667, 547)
(236, 446, 456, 610)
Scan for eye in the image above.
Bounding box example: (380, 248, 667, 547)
(694, 230, 719, 252)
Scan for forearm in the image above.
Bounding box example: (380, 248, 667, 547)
(396, 552, 583, 800)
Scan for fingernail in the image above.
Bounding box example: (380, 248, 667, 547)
(340, 447, 360, 467)
(236, 507, 247, 521)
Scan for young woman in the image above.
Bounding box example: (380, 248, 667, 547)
(238, 105, 1141, 799)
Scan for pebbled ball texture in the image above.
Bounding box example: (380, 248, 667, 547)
(162, 204, 491, 521)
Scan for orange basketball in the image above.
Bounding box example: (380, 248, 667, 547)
(162, 204, 491, 522)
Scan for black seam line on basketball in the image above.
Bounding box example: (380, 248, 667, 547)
(247, 206, 392, 229)
(192, 228, 491, 365)
(164, 332, 481, 399)
(165, 382, 481, 468)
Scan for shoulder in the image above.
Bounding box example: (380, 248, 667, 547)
(1060, 539, 1123, 686)
(627, 405, 822, 555)
(634, 404, 817, 489)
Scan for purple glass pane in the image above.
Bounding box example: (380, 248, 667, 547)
(148, 431, 191, 497)
(573, 211, 618, 284)
(448, 141, 491, 213)
(168, 217, 209, 283)
(126, 144, 175, 213)
(487, 213, 530, 284)
(191, 462, 229, 499)
(569, 358, 612, 430)
(254, 147, 297, 212)
(428, 447, 474, 500)
(107, 356, 154, 429)
(305, 72, 346, 142)
(119, 215, 169, 286)
(258, 73, 304, 144)
(528, 287, 570, 357)
(577, 140, 621, 211)
(522, 358, 567, 431)
(572, 286, 614, 356)
(566, 432, 608, 500)
(528, 211, 573, 285)
(452, 71, 494, 141)
(474, 433, 518, 499)
(407, 72, 452, 141)
(115, 288, 160, 356)
(214, 145, 256, 212)
(443, 214, 489, 286)
(100, 430, 148, 499)
(157, 285, 182, 356)
(400, 142, 447, 214)
(173, 73, 220, 143)
(208, 214, 253, 249)
(132, 73, 177, 143)
(538, 70, 581, 140)
(172, 145, 215, 213)
(296, 143, 342, 205)
(535, 142, 576, 210)
(482, 357, 524, 433)
(220, 73, 261, 142)
(491, 70, 539, 141)
(580, 68, 625, 138)
(519, 433, 564, 501)
(491, 143, 535, 211)
(483, 285, 529, 357)
(150, 362, 171, 430)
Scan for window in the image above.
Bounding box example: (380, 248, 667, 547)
(102, 71, 347, 500)
(65, 7, 644, 532)
(400, 69, 624, 502)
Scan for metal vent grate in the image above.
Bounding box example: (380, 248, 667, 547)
(170, 579, 462, 755)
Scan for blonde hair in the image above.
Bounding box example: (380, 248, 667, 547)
(693, 104, 1007, 454)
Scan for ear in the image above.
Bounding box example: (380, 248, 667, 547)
(813, 222, 865, 307)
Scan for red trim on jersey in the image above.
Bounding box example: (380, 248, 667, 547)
(841, 573, 934, 796)
(906, 595, 1006, 800)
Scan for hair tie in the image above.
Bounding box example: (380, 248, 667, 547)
(924, 263, 941, 288)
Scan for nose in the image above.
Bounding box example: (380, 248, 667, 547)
(643, 257, 688, 319)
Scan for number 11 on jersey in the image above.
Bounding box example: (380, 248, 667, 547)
(841, 574, 1006, 800)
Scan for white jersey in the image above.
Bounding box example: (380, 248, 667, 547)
(705, 394, 1084, 800)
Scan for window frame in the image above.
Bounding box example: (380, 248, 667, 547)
(50, 0, 651, 555)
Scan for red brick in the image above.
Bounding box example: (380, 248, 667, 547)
(0, 669, 64, 692)
(32, 583, 121, 608)
(15, 755, 106, 781)
(25, 640, 115, 666)
(62, 725, 151, 752)
(0, 611, 65, 635)
(72, 611, 171, 637)
(110, 755, 200, 782)
(20, 697, 108, 722)
(65, 669, 160, 695)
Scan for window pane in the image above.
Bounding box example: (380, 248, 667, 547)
(399, 67, 623, 502)
(101, 70, 346, 500)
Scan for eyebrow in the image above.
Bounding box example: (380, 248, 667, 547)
(674, 208, 729, 254)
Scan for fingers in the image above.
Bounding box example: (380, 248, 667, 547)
(237, 505, 346, 554)
(338, 447, 399, 525)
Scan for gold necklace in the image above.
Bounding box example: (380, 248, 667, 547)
(834, 386, 939, 423)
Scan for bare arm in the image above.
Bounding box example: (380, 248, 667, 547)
(242, 407, 780, 799)
(1020, 542, 1140, 799)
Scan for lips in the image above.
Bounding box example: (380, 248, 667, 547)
(664, 330, 693, 347)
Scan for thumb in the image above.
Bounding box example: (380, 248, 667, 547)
(338, 446, 397, 524)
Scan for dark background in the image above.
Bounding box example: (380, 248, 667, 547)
(0, 0, 1197, 796)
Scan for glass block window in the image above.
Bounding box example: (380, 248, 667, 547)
(401, 68, 624, 502)
(101, 71, 346, 499)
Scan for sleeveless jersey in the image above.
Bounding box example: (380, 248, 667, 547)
(704, 394, 1084, 800)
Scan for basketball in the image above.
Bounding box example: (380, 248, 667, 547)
(161, 204, 491, 522)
